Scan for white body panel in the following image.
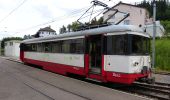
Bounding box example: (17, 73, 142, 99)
(104, 55, 151, 73)
(24, 52, 84, 67)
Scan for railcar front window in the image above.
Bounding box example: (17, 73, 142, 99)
(131, 35, 149, 55)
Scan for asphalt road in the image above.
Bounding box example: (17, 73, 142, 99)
(0, 57, 149, 100)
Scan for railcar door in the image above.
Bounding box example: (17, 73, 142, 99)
(87, 34, 102, 74)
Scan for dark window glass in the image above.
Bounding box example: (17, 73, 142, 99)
(70, 39, 84, 54)
(61, 40, 70, 53)
(37, 43, 44, 52)
(32, 44, 37, 51)
(107, 35, 128, 55)
(26, 44, 31, 51)
(51, 42, 62, 53)
(131, 35, 149, 55)
(44, 42, 51, 52)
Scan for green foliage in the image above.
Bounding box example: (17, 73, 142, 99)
(1, 37, 23, 48)
(70, 21, 81, 31)
(155, 38, 170, 71)
(59, 17, 104, 33)
(137, 0, 170, 20)
(59, 25, 67, 34)
(160, 20, 170, 35)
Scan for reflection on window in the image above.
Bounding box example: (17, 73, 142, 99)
(62, 40, 70, 53)
(31, 44, 37, 51)
(131, 35, 149, 54)
(24, 38, 84, 54)
(37, 43, 43, 52)
(51, 42, 62, 53)
(70, 39, 84, 54)
(107, 35, 128, 55)
(44, 43, 51, 52)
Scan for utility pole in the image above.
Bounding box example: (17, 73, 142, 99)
(152, 0, 156, 71)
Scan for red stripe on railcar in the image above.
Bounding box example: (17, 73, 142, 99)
(24, 58, 85, 76)
(106, 71, 151, 84)
(22, 57, 151, 84)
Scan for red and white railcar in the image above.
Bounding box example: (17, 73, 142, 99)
(20, 25, 153, 84)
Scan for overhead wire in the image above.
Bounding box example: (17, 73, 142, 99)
(16, 6, 91, 32)
(13, 0, 113, 35)
(0, 0, 28, 24)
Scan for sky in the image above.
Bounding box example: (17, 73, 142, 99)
(0, 0, 143, 40)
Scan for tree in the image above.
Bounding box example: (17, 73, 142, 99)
(137, 0, 169, 20)
(70, 21, 81, 31)
(59, 25, 67, 34)
(97, 17, 104, 25)
(161, 20, 170, 36)
(67, 24, 71, 32)
(59, 17, 105, 33)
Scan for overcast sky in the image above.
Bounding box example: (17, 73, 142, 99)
(0, 0, 143, 40)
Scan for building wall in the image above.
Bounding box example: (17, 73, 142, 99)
(5, 41, 21, 57)
(39, 31, 56, 37)
(14, 42, 20, 57)
(104, 4, 150, 27)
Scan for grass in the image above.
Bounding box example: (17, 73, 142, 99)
(155, 38, 170, 72)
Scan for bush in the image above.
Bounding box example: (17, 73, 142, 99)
(155, 38, 170, 71)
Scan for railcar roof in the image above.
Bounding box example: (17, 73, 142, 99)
(22, 25, 148, 43)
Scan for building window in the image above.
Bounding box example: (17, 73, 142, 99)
(124, 20, 130, 25)
(5, 43, 7, 46)
(10, 42, 13, 46)
(112, 15, 115, 19)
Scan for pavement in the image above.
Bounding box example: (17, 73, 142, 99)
(0, 56, 150, 100)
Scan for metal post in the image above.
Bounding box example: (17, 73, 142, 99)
(152, 0, 156, 70)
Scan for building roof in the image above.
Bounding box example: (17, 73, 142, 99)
(39, 26, 56, 32)
(5, 40, 22, 43)
(103, 1, 146, 14)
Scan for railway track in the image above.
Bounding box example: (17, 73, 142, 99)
(154, 72, 170, 76)
(128, 82, 170, 100)
(6, 59, 170, 100)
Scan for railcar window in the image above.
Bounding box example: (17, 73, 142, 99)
(31, 44, 37, 51)
(62, 40, 70, 53)
(107, 35, 128, 55)
(51, 42, 62, 53)
(70, 39, 84, 54)
(44, 43, 51, 52)
(24, 38, 85, 53)
(26, 44, 31, 51)
(131, 35, 149, 55)
(37, 43, 43, 52)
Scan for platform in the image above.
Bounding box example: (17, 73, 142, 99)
(0, 56, 150, 100)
